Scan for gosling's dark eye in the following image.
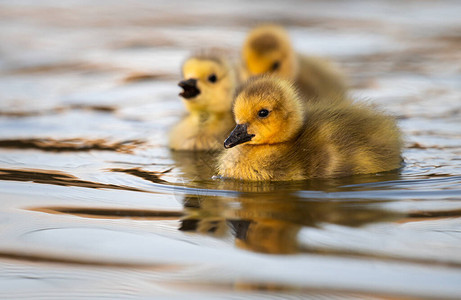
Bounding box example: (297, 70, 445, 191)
(258, 109, 269, 118)
(271, 61, 280, 71)
(208, 74, 217, 83)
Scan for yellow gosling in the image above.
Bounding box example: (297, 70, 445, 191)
(217, 76, 402, 181)
(169, 51, 238, 151)
(241, 24, 347, 102)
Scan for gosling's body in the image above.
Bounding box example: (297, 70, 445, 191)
(218, 77, 402, 181)
(295, 55, 348, 102)
(219, 104, 402, 181)
(169, 111, 234, 151)
(241, 24, 347, 102)
(169, 51, 238, 151)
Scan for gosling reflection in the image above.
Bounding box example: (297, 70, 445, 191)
(179, 194, 230, 239)
(179, 193, 401, 254)
(229, 219, 300, 254)
(172, 149, 404, 254)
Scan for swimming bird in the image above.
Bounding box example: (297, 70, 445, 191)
(169, 51, 238, 151)
(218, 76, 402, 181)
(241, 24, 348, 102)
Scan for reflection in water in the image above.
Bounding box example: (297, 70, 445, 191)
(29, 206, 183, 220)
(0, 138, 143, 153)
(0, 104, 116, 117)
(139, 152, 410, 254)
(161, 280, 378, 299)
(230, 219, 300, 254)
(0, 168, 146, 192)
(110, 167, 171, 184)
(180, 192, 461, 267)
(167, 150, 460, 258)
(66, 104, 116, 113)
(94, 153, 461, 261)
(179, 193, 401, 254)
(122, 72, 177, 83)
(402, 209, 461, 222)
(0, 250, 180, 269)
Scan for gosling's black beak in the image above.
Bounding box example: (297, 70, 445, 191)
(224, 124, 255, 149)
(178, 78, 201, 99)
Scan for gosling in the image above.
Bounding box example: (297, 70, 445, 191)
(217, 76, 402, 181)
(241, 24, 347, 102)
(169, 51, 238, 151)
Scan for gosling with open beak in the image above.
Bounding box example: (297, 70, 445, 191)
(178, 78, 201, 99)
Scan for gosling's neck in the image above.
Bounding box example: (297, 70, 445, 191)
(189, 109, 229, 124)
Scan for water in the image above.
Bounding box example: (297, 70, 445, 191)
(1, 0, 461, 299)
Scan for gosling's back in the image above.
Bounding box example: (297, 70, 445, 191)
(292, 102, 402, 179)
(296, 55, 348, 102)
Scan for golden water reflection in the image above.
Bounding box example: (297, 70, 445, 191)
(179, 193, 401, 254)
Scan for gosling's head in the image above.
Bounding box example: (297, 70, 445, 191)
(179, 51, 236, 113)
(242, 24, 298, 80)
(224, 76, 305, 148)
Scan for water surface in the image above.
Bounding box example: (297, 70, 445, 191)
(1, 0, 461, 299)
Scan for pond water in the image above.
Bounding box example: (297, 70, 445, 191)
(1, 0, 461, 299)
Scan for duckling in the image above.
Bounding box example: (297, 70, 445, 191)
(217, 76, 402, 181)
(169, 50, 238, 151)
(241, 24, 347, 102)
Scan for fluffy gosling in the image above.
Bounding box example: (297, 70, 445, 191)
(241, 24, 347, 102)
(217, 76, 402, 181)
(169, 51, 238, 151)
